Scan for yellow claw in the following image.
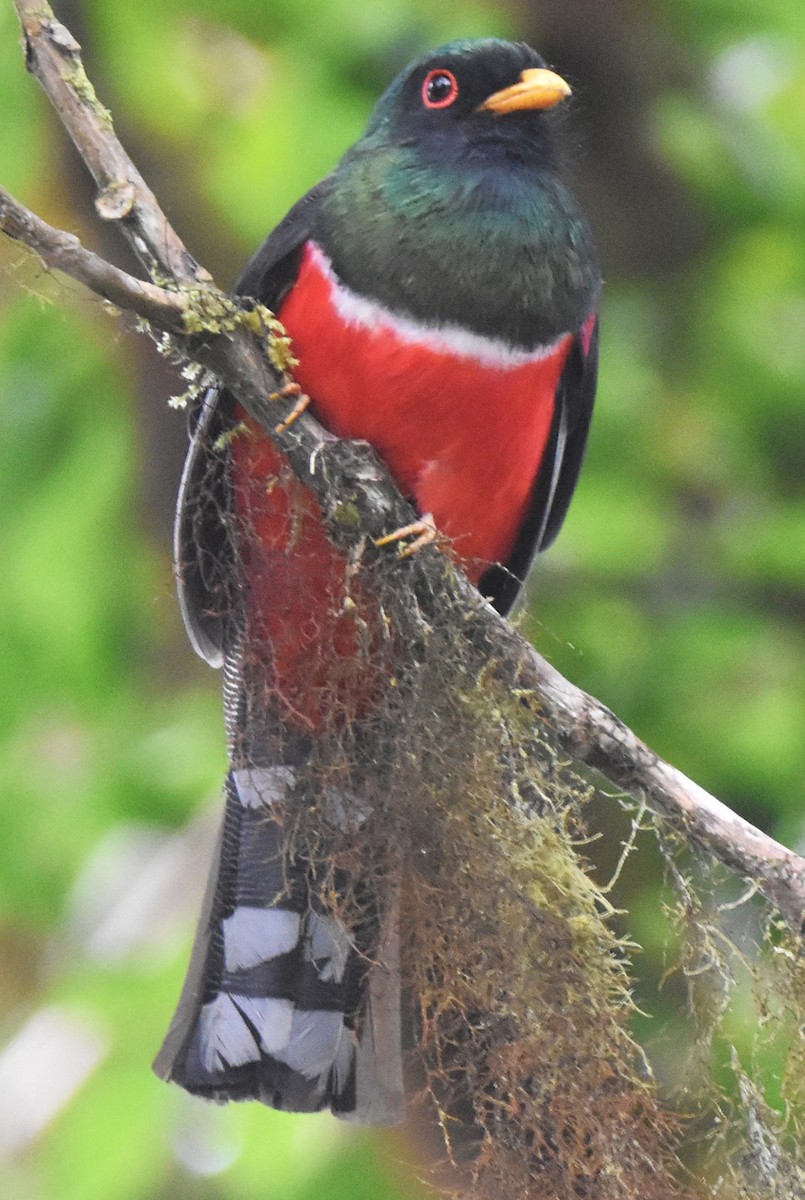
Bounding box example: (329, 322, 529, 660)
(375, 512, 439, 558)
(271, 382, 312, 434)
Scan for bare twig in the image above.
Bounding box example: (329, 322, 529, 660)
(13, 0, 209, 286)
(4, 0, 804, 933)
(0, 185, 188, 326)
(510, 648, 805, 927)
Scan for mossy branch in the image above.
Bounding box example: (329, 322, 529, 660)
(4, 0, 804, 936)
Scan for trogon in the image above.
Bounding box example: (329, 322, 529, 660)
(154, 38, 601, 1124)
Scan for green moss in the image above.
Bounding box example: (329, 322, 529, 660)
(179, 287, 248, 336)
(179, 289, 298, 374)
(331, 501, 362, 529)
(213, 421, 249, 451)
(65, 61, 113, 129)
(281, 598, 684, 1199)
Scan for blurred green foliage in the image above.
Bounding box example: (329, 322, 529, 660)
(0, 0, 803, 1197)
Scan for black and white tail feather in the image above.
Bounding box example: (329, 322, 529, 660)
(153, 764, 403, 1122)
(154, 393, 404, 1124)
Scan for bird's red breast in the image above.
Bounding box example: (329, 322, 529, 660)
(232, 239, 574, 730)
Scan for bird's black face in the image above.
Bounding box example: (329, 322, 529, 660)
(367, 39, 570, 166)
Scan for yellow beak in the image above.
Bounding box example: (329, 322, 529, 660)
(477, 68, 571, 116)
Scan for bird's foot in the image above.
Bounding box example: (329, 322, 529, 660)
(271, 381, 312, 433)
(375, 512, 440, 558)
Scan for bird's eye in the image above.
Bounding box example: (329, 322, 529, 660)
(422, 69, 459, 110)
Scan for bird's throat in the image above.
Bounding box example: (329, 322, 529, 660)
(315, 145, 599, 349)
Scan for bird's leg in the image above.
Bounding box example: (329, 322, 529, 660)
(375, 512, 440, 558)
(271, 381, 312, 433)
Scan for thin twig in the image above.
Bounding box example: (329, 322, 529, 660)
(4, 0, 804, 933)
(0, 185, 188, 326)
(14, 0, 208, 286)
(509, 647, 805, 928)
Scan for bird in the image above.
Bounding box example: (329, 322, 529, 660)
(154, 37, 601, 1125)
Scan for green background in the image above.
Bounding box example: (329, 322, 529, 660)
(0, 0, 803, 1196)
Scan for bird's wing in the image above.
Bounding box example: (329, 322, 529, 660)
(479, 316, 599, 616)
(174, 180, 333, 666)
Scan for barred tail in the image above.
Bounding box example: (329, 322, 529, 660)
(153, 767, 404, 1124)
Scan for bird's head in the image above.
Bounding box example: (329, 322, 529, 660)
(316, 38, 596, 348)
(363, 39, 572, 169)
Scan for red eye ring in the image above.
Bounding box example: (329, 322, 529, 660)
(422, 68, 459, 110)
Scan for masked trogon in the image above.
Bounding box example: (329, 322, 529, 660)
(154, 38, 601, 1125)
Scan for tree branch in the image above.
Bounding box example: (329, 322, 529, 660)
(5, 0, 804, 934)
(13, 0, 209, 286)
(0, 185, 188, 325)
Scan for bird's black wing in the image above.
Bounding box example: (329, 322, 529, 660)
(174, 179, 333, 665)
(479, 318, 599, 616)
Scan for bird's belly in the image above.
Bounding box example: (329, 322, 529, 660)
(230, 241, 571, 731)
(279, 241, 572, 572)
